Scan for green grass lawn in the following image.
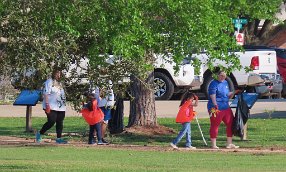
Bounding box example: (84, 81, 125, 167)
(0, 117, 286, 171)
(1, 146, 285, 172)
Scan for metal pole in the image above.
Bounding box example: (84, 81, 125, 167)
(195, 115, 207, 146)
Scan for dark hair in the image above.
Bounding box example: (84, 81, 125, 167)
(51, 69, 61, 80)
(180, 91, 195, 106)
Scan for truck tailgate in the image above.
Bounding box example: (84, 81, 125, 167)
(257, 51, 277, 73)
(236, 50, 277, 74)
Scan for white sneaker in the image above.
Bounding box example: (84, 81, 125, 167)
(226, 144, 239, 149)
(186, 146, 196, 150)
(170, 143, 179, 149)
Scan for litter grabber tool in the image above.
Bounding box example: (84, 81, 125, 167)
(195, 115, 208, 146)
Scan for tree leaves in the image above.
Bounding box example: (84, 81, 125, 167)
(0, 0, 284, 101)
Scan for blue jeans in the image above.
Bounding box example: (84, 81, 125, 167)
(172, 122, 192, 147)
(89, 122, 102, 143)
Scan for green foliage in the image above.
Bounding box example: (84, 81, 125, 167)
(0, 0, 284, 107)
(229, 0, 282, 20)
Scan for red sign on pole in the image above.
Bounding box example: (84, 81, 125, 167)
(236, 33, 244, 45)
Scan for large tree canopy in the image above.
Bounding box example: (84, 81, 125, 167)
(0, 0, 284, 126)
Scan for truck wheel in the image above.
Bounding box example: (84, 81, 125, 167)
(203, 75, 235, 98)
(154, 72, 174, 100)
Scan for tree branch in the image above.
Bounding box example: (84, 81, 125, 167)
(253, 19, 260, 36)
(257, 19, 273, 40)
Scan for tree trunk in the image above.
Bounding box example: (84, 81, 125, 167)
(245, 19, 260, 44)
(127, 72, 157, 127)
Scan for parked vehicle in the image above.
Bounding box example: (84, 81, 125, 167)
(192, 46, 280, 98)
(275, 48, 286, 97)
(153, 54, 203, 100)
(11, 55, 204, 100)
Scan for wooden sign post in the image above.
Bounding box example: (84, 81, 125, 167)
(13, 90, 41, 133)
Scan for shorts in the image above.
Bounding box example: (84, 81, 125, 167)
(100, 107, 112, 121)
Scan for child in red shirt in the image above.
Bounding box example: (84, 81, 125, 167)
(170, 91, 198, 149)
(81, 93, 106, 145)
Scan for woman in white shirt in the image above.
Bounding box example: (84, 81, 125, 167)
(36, 69, 67, 144)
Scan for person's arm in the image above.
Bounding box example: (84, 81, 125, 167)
(208, 81, 218, 109)
(210, 94, 218, 109)
(229, 89, 242, 99)
(43, 80, 51, 113)
(228, 90, 235, 99)
(44, 94, 49, 105)
(93, 86, 100, 100)
(192, 95, 198, 107)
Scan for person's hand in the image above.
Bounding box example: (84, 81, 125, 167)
(214, 105, 218, 110)
(234, 89, 242, 94)
(194, 95, 199, 100)
(45, 104, 51, 114)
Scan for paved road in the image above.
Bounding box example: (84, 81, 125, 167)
(1, 99, 286, 119)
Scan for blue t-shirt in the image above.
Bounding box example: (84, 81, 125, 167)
(207, 79, 230, 111)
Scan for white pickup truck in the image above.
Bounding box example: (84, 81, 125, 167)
(153, 54, 203, 100)
(192, 46, 280, 97)
(10, 55, 204, 100)
(66, 55, 204, 100)
(12, 46, 278, 100)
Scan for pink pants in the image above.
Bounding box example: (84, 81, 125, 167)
(209, 108, 233, 139)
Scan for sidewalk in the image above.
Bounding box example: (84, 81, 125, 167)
(1, 100, 286, 118)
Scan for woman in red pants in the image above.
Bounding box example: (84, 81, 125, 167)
(207, 71, 239, 149)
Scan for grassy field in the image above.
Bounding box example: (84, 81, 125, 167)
(0, 117, 286, 171)
(1, 146, 286, 172)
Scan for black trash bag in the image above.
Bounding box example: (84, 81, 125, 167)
(108, 97, 124, 134)
(232, 93, 250, 138)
